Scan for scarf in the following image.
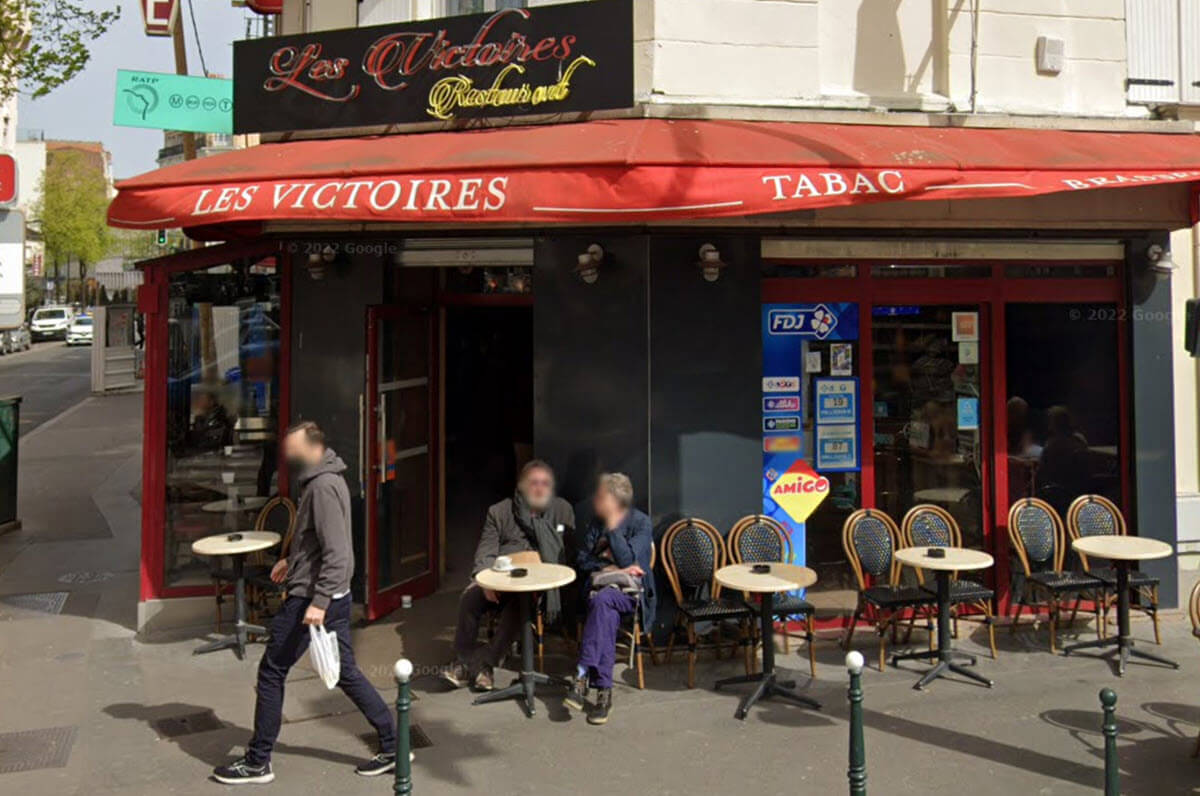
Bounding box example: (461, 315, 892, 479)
(512, 490, 565, 624)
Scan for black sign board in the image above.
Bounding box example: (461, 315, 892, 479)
(233, 0, 633, 134)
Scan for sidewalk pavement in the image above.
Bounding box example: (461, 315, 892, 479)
(2, 393, 1200, 794)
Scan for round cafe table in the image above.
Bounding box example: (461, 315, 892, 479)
(200, 495, 269, 514)
(472, 562, 576, 718)
(892, 546, 995, 690)
(1063, 536, 1177, 676)
(713, 563, 820, 719)
(191, 531, 280, 660)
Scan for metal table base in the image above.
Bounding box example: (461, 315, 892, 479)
(891, 569, 994, 690)
(193, 555, 266, 660)
(472, 593, 570, 717)
(1063, 559, 1178, 676)
(715, 591, 821, 719)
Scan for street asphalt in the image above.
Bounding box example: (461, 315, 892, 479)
(0, 341, 93, 434)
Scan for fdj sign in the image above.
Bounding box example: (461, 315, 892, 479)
(233, 0, 634, 134)
(767, 304, 839, 339)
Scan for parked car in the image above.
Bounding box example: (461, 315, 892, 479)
(30, 306, 74, 341)
(66, 315, 94, 346)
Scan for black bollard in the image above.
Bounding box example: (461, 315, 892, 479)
(847, 651, 866, 796)
(394, 659, 413, 796)
(1100, 688, 1119, 796)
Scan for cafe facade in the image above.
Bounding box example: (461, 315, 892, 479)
(115, 0, 1200, 633)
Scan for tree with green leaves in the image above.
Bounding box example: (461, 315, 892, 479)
(32, 148, 110, 302)
(0, 1, 120, 102)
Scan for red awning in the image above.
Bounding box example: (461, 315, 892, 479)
(107, 119, 1200, 231)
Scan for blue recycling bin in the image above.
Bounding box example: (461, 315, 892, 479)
(0, 395, 20, 532)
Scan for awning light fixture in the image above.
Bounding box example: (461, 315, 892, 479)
(697, 243, 727, 282)
(575, 244, 604, 284)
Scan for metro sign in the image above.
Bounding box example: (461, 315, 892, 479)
(0, 154, 15, 207)
(142, 0, 179, 36)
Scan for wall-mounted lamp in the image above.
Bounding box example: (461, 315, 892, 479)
(1147, 243, 1177, 274)
(697, 243, 727, 282)
(574, 244, 604, 284)
(306, 245, 337, 280)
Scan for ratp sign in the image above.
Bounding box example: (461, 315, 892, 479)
(114, 70, 233, 134)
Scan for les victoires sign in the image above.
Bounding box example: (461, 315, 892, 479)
(232, 0, 634, 134)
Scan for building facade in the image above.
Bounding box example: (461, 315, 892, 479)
(113, 0, 1200, 633)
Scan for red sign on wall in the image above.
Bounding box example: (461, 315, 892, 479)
(0, 155, 15, 207)
(141, 0, 179, 37)
(246, 0, 283, 13)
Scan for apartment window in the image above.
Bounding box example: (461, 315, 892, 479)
(1125, 0, 1200, 105)
(444, 0, 526, 16)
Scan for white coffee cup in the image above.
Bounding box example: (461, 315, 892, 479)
(493, 555, 513, 572)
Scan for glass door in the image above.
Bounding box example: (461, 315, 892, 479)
(365, 304, 437, 620)
(872, 304, 989, 553)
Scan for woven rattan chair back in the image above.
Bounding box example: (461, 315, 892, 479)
(247, 496, 296, 567)
(1006, 497, 1065, 575)
(662, 518, 725, 603)
(1066, 494, 1126, 569)
(1190, 579, 1200, 639)
(728, 514, 791, 565)
(901, 504, 962, 584)
(841, 509, 901, 589)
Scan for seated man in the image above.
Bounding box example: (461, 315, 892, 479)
(565, 473, 656, 725)
(441, 459, 574, 691)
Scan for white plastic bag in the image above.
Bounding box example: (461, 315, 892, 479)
(308, 624, 341, 690)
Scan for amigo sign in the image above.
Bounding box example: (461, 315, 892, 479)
(768, 460, 831, 525)
(232, 0, 633, 134)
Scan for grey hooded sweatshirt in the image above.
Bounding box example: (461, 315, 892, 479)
(286, 448, 353, 610)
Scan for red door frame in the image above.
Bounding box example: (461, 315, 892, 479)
(364, 304, 439, 620)
(762, 259, 1127, 613)
(138, 241, 288, 602)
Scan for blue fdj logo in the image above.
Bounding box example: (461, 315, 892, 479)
(768, 305, 839, 339)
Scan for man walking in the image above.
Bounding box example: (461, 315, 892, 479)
(213, 421, 396, 785)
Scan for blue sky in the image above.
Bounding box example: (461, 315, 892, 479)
(18, 1, 251, 180)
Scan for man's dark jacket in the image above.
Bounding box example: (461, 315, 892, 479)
(472, 496, 575, 575)
(286, 448, 353, 610)
(575, 508, 657, 628)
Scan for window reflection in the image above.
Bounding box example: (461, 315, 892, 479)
(164, 259, 281, 587)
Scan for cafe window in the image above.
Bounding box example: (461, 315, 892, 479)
(163, 258, 281, 588)
(761, 263, 857, 279)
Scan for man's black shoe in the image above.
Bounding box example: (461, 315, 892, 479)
(355, 752, 396, 777)
(440, 661, 469, 689)
(212, 757, 274, 785)
(588, 688, 612, 725)
(473, 664, 495, 691)
(564, 676, 590, 712)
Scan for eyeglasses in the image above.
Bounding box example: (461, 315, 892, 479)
(524, 478, 553, 488)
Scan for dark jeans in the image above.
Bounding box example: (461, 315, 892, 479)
(578, 588, 637, 689)
(246, 595, 395, 765)
(454, 583, 520, 669)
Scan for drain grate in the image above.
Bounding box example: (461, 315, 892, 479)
(0, 591, 69, 618)
(0, 726, 77, 774)
(151, 710, 225, 739)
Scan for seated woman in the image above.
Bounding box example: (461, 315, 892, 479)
(565, 473, 656, 725)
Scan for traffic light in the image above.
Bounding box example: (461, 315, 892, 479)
(156, 229, 167, 246)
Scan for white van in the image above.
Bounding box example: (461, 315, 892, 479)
(30, 306, 74, 341)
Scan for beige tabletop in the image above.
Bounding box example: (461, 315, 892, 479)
(1072, 535, 1173, 562)
(192, 531, 281, 557)
(475, 562, 576, 593)
(895, 546, 994, 572)
(200, 496, 270, 513)
(715, 563, 817, 593)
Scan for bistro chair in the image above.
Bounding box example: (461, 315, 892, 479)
(1006, 497, 1105, 653)
(243, 496, 297, 625)
(727, 514, 817, 678)
(1066, 494, 1161, 645)
(661, 518, 754, 689)
(901, 504, 998, 659)
(1189, 579, 1200, 757)
(840, 509, 936, 672)
(613, 541, 658, 689)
